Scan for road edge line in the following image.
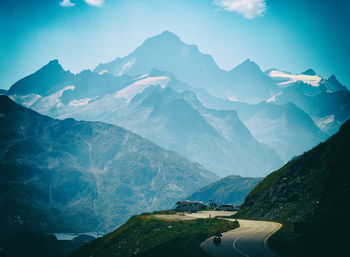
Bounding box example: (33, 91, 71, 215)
(263, 222, 282, 256)
(232, 231, 251, 257)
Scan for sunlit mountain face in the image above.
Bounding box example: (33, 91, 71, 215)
(6, 31, 349, 174)
(1, 1, 350, 257)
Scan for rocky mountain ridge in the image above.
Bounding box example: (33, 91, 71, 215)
(0, 95, 217, 239)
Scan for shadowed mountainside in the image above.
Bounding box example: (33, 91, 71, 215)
(0, 95, 217, 243)
(237, 119, 350, 256)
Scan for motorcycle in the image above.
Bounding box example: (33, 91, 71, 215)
(213, 235, 221, 246)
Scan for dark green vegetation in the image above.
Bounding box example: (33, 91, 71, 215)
(188, 175, 262, 205)
(236, 119, 350, 256)
(0, 95, 217, 246)
(71, 212, 239, 257)
(1, 232, 94, 257)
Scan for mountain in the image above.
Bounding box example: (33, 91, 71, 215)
(268, 69, 323, 89)
(7, 32, 347, 174)
(7, 66, 283, 177)
(94, 31, 279, 104)
(0, 95, 217, 242)
(225, 59, 279, 103)
(237, 119, 350, 256)
(270, 85, 350, 135)
(322, 74, 348, 92)
(94, 31, 223, 94)
(242, 102, 326, 161)
(267, 69, 350, 135)
(301, 68, 316, 76)
(7, 60, 75, 96)
(183, 93, 327, 162)
(70, 84, 283, 177)
(0, 89, 7, 95)
(7, 60, 131, 114)
(187, 175, 262, 206)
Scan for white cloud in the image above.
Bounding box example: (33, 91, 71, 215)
(85, 0, 105, 7)
(213, 0, 267, 19)
(59, 0, 75, 7)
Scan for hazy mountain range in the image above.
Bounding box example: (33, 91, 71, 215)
(2, 31, 350, 255)
(7, 60, 283, 177)
(7, 31, 349, 172)
(0, 95, 216, 238)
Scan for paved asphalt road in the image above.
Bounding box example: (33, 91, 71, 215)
(156, 211, 281, 257)
(201, 218, 282, 257)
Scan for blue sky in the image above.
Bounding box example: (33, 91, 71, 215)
(1, 0, 350, 89)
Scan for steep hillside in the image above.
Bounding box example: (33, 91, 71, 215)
(187, 175, 262, 205)
(0, 95, 217, 241)
(239, 119, 350, 221)
(237, 119, 350, 256)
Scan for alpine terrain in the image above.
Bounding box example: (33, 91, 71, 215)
(0, 95, 217, 243)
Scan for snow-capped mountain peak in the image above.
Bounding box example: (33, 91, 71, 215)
(268, 70, 322, 87)
(114, 75, 171, 102)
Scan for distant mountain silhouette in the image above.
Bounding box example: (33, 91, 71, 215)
(94, 31, 279, 104)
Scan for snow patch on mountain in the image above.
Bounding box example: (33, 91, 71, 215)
(118, 58, 135, 76)
(69, 96, 98, 106)
(134, 73, 150, 81)
(9, 86, 75, 110)
(269, 70, 322, 87)
(315, 115, 335, 129)
(14, 94, 42, 106)
(266, 92, 282, 103)
(35, 85, 75, 109)
(114, 76, 170, 102)
(98, 70, 108, 75)
(59, 85, 75, 95)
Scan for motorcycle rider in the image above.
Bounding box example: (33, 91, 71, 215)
(215, 231, 222, 238)
(213, 231, 222, 246)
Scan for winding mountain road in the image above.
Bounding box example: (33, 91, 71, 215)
(156, 211, 281, 257)
(201, 218, 282, 257)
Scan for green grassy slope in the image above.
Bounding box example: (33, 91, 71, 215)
(236, 119, 350, 256)
(71, 211, 238, 257)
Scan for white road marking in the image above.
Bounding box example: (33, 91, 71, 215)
(232, 230, 252, 257)
(263, 223, 282, 256)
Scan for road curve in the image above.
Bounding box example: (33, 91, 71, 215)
(201, 219, 282, 257)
